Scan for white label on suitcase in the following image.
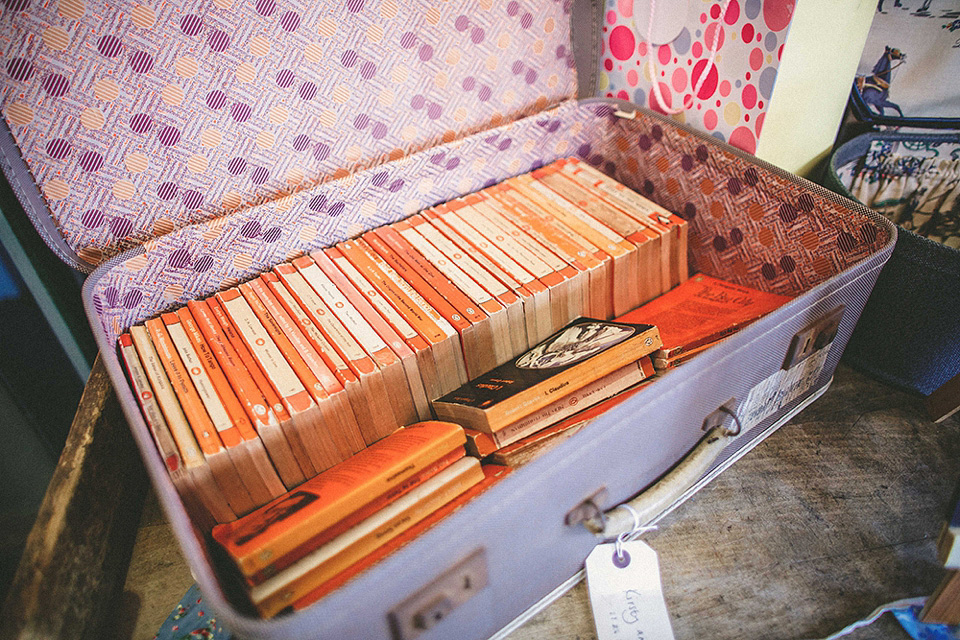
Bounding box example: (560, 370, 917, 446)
(585, 540, 676, 640)
(739, 344, 832, 433)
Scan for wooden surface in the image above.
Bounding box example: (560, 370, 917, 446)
(0, 357, 148, 640)
(509, 365, 960, 640)
(6, 361, 958, 640)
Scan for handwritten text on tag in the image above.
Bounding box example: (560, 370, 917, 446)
(584, 540, 676, 640)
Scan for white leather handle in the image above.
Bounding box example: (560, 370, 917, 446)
(588, 425, 738, 538)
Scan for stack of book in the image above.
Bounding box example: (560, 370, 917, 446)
(118, 157, 687, 526)
(211, 421, 509, 617)
(433, 317, 662, 464)
(615, 273, 794, 370)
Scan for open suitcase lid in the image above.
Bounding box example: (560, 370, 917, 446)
(0, 0, 581, 273)
(849, 4, 960, 129)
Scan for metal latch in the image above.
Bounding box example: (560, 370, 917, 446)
(783, 305, 845, 370)
(388, 548, 488, 640)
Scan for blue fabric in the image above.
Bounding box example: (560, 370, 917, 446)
(825, 131, 960, 397)
(154, 584, 232, 640)
(893, 603, 960, 640)
(842, 225, 960, 396)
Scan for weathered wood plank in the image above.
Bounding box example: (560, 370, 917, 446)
(1, 356, 148, 640)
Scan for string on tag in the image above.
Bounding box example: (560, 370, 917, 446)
(645, 0, 733, 115)
(613, 503, 658, 568)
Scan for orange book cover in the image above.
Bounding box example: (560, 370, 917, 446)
(291, 464, 511, 610)
(248, 279, 367, 462)
(450, 195, 568, 340)
(243, 447, 464, 585)
(485, 356, 656, 448)
(432, 317, 661, 433)
(212, 421, 466, 578)
(370, 225, 495, 379)
(247, 274, 368, 461)
(188, 299, 308, 490)
(172, 309, 252, 446)
(508, 171, 641, 316)
(615, 273, 794, 358)
(250, 457, 483, 617)
(205, 297, 293, 425)
(119, 332, 186, 476)
(145, 316, 224, 457)
(313, 248, 430, 421)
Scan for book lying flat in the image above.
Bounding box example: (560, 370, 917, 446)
(464, 355, 656, 451)
(212, 420, 465, 580)
(432, 317, 661, 433)
(291, 464, 511, 611)
(615, 273, 793, 359)
(486, 377, 657, 467)
(249, 456, 484, 617)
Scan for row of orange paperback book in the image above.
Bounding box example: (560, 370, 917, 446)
(116, 154, 803, 617)
(116, 156, 699, 615)
(119, 156, 689, 524)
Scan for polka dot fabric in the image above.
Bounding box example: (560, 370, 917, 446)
(0, 0, 577, 269)
(580, 104, 889, 296)
(87, 101, 889, 344)
(598, 0, 795, 154)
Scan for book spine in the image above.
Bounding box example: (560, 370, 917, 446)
(314, 248, 430, 422)
(144, 317, 224, 456)
(188, 299, 308, 490)
(291, 464, 510, 610)
(247, 447, 464, 584)
(250, 457, 483, 617)
(212, 420, 466, 577)
(490, 358, 652, 447)
(269, 265, 357, 386)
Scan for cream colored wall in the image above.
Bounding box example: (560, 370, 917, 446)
(755, 0, 876, 177)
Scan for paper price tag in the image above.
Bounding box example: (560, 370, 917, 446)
(585, 541, 676, 640)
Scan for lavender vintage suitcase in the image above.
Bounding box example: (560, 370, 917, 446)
(0, 1, 894, 637)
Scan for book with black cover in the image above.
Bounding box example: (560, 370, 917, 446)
(431, 317, 660, 432)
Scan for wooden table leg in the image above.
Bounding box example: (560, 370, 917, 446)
(0, 355, 148, 640)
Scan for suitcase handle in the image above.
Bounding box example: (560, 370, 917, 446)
(584, 410, 741, 539)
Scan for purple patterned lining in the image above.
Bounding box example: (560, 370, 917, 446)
(87, 101, 889, 344)
(0, 0, 577, 268)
